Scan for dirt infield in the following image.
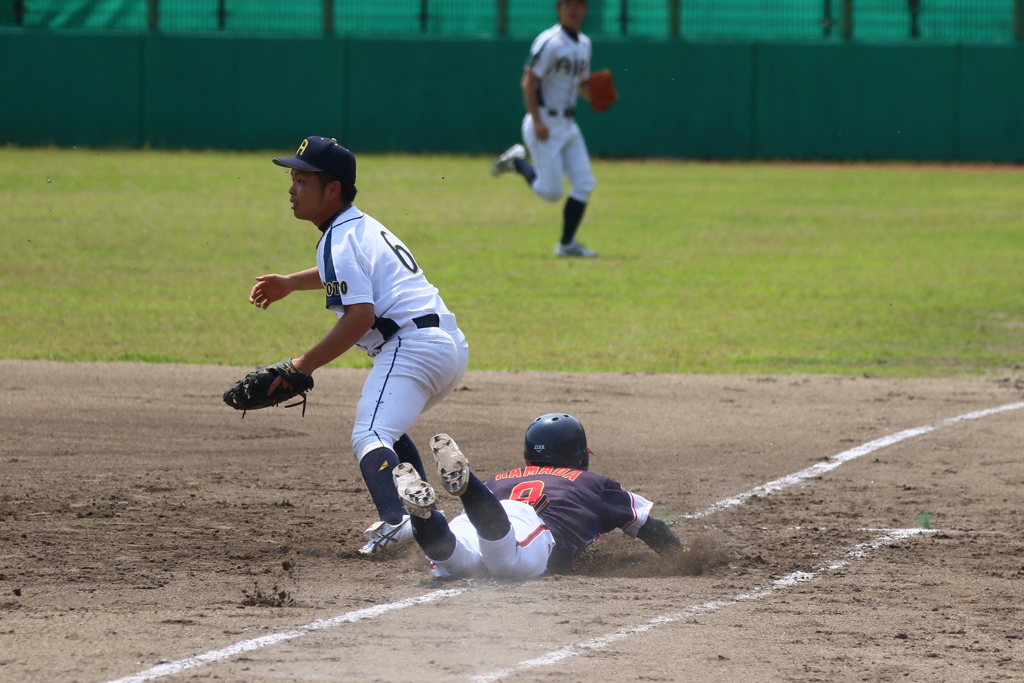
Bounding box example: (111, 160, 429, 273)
(2, 360, 1023, 682)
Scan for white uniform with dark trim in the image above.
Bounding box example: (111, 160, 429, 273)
(522, 23, 596, 204)
(317, 205, 469, 461)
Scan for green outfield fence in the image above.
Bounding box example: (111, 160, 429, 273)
(4, 1, 1024, 161)
(1, 0, 1022, 42)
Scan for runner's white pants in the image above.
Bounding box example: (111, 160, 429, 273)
(428, 500, 556, 580)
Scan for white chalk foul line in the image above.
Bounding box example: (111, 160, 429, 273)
(101, 587, 467, 683)
(473, 528, 936, 683)
(99, 399, 1024, 683)
(682, 400, 1024, 520)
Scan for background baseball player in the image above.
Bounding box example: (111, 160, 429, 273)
(248, 136, 470, 556)
(491, 0, 599, 258)
(393, 413, 682, 579)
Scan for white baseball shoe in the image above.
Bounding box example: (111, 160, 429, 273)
(491, 143, 527, 177)
(555, 240, 598, 258)
(392, 462, 436, 519)
(358, 516, 413, 555)
(430, 434, 471, 496)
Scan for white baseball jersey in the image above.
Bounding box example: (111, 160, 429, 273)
(317, 205, 456, 356)
(521, 25, 596, 204)
(527, 24, 591, 114)
(316, 205, 469, 461)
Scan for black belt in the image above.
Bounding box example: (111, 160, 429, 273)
(374, 313, 440, 342)
(546, 108, 574, 118)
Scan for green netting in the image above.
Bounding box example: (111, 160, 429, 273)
(165, 1, 319, 33)
(679, 1, 830, 38)
(855, 0, 1013, 41)
(8, 0, 1021, 42)
(24, 0, 148, 30)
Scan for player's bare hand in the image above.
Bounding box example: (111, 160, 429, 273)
(535, 121, 550, 142)
(577, 80, 592, 103)
(250, 274, 292, 309)
(267, 375, 294, 395)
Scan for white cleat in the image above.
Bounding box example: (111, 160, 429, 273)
(358, 516, 413, 555)
(430, 433, 471, 496)
(393, 463, 436, 519)
(555, 240, 598, 258)
(491, 143, 527, 177)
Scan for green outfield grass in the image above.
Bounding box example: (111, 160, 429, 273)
(1, 148, 1022, 375)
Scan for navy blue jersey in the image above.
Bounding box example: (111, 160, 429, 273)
(485, 465, 653, 572)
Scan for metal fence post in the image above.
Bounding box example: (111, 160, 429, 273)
(147, 0, 158, 30)
(496, 0, 508, 35)
(823, 0, 832, 37)
(668, 0, 679, 38)
(908, 0, 920, 38)
(841, 0, 853, 39)
(217, 0, 226, 30)
(620, 0, 628, 35)
(322, 0, 333, 35)
(420, 0, 429, 33)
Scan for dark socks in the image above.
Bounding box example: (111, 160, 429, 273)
(410, 510, 457, 561)
(393, 433, 427, 481)
(460, 473, 512, 541)
(561, 197, 587, 245)
(513, 157, 537, 184)
(358, 447, 405, 525)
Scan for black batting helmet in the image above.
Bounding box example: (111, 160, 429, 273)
(523, 413, 590, 471)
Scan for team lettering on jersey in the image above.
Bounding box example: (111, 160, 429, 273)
(494, 465, 582, 481)
(323, 280, 347, 298)
(553, 56, 588, 76)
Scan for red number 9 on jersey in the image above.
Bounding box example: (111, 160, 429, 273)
(509, 480, 550, 513)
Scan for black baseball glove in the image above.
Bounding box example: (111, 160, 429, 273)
(223, 359, 314, 416)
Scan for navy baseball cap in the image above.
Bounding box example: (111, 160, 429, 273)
(273, 136, 356, 184)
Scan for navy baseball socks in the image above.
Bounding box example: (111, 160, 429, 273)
(409, 510, 457, 561)
(393, 432, 428, 481)
(360, 435, 428, 519)
(556, 197, 598, 257)
(393, 465, 458, 560)
(513, 158, 537, 184)
(358, 446, 416, 555)
(561, 197, 587, 244)
(359, 447, 406, 524)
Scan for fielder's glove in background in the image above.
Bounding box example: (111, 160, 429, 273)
(588, 69, 619, 113)
(223, 359, 314, 415)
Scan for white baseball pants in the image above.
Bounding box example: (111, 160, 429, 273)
(351, 325, 469, 460)
(521, 112, 596, 204)
(427, 500, 555, 580)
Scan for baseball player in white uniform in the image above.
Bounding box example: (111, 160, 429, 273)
(249, 136, 469, 556)
(491, 0, 598, 258)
